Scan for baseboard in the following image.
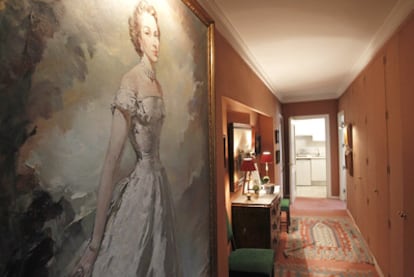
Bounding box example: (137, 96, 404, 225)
(346, 209, 385, 277)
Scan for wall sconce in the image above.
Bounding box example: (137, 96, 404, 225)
(343, 123, 353, 150)
(343, 123, 353, 176)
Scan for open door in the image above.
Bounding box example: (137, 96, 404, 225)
(278, 114, 284, 196)
(338, 111, 347, 201)
(289, 118, 296, 204)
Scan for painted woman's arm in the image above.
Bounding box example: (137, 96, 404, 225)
(90, 108, 128, 248)
(71, 108, 128, 277)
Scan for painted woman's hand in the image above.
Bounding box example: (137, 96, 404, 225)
(71, 245, 99, 277)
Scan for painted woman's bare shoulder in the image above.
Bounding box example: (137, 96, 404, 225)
(119, 65, 142, 93)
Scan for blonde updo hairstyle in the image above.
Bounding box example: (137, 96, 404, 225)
(129, 0, 160, 57)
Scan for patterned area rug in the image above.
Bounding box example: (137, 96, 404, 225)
(284, 216, 374, 264)
(275, 200, 379, 276)
(275, 264, 377, 277)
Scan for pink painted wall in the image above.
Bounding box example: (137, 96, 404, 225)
(214, 31, 282, 276)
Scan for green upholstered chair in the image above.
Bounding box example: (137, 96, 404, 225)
(280, 198, 291, 233)
(227, 214, 275, 277)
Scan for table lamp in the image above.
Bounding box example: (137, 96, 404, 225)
(241, 157, 256, 196)
(260, 151, 273, 183)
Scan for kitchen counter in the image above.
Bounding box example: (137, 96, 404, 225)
(296, 155, 326, 160)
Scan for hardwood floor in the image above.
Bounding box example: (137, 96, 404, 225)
(291, 197, 347, 216)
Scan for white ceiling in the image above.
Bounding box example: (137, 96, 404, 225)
(198, 0, 414, 103)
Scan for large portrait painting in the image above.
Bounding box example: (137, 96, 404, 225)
(0, 0, 215, 276)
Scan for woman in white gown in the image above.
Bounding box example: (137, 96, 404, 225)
(72, 1, 181, 276)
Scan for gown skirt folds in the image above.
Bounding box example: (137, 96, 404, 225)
(91, 88, 181, 277)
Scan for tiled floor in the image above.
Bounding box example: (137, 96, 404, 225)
(296, 185, 327, 198)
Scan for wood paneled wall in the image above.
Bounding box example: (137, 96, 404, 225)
(339, 11, 414, 277)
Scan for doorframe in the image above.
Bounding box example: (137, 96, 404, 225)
(289, 114, 332, 198)
(288, 117, 296, 204)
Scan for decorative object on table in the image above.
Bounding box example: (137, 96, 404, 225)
(240, 158, 256, 196)
(252, 184, 260, 197)
(263, 183, 275, 194)
(260, 151, 273, 183)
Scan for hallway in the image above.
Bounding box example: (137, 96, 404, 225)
(290, 197, 346, 215)
(275, 197, 379, 276)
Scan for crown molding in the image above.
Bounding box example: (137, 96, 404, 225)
(282, 92, 338, 104)
(198, 0, 414, 103)
(335, 0, 414, 98)
(197, 0, 284, 101)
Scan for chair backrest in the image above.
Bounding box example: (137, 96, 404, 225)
(226, 213, 237, 250)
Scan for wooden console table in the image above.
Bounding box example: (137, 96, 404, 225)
(231, 193, 281, 250)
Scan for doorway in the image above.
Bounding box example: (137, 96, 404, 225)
(289, 115, 330, 198)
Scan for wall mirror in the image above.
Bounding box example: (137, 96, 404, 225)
(228, 123, 253, 192)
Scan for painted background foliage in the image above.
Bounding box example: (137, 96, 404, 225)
(0, 0, 210, 276)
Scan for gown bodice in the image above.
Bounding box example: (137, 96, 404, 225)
(112, 88, 165, 169)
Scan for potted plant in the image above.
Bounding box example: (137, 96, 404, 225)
(253, 184, 260, 197)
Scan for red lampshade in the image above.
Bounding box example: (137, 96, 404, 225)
(241, 158, 256, 171)
(260, 151, 273, 163)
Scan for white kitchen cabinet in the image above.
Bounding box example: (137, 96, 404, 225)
(296, 159, 311, 186)
(311, 159, 326, 181)
(293, 119, 326, 141)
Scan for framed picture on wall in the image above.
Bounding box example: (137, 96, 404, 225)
(345, 151, 354, 176)
(228, 123, 253, 193)
(276, 150, 280, 164)
(0, 0, 217, 276)
(223, 135, 227, 168)
(255, 135, 262, 155)
(275, 129, 280, 144)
